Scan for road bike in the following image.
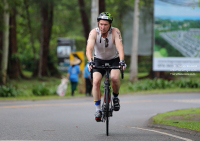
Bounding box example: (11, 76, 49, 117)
(91, 63, 124, 136)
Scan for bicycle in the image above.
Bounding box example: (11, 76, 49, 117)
(91, 62, 124, 136)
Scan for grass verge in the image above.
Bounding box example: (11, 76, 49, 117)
(0, 72, 199, 101)
(153, 108, 200, 131)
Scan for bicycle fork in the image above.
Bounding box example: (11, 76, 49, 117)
(102, 78, 113, 122)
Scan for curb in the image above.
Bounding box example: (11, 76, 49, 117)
(147, 117, 200, 137)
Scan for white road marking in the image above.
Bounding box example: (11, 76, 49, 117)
(131, 127, 193, 141)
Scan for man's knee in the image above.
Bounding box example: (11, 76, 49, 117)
(93, 79, 101, 87)
(111, 75, 120, 84)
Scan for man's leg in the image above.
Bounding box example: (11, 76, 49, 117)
(92, 72, 103, 121)
(110, 69, 120, 94)
(110, 69, 121, 111)
(92, 72, 102, 107)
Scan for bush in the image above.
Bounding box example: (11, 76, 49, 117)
(175, 79, 200, 88)
(128, 79, 173, 91)
(0, 85, 20, 97)
(32, 83, 57, 96)
(32, 84, 50, 96)
(128, 78, 200, 92)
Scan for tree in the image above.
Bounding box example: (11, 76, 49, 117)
(24, 0, 36, 63)
(0, 0, 9, 85)
(38, 1, 54, 77)
(78, 0, 90, 41)
(0, 5, 3, 68)
(99, 0, 105, 13)
(130, 0, 140, 82)
(0, 0, 9, 84)
(8, 3, 21, 79)
(91, 0, 99, 29)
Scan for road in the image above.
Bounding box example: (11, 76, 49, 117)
(0, 92, 200, 141)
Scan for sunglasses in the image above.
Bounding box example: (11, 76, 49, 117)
(105, 38, 109, 48)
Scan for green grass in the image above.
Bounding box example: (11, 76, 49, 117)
(153, 108, 200, 131)
(138, 72, 148, 77)
(22, 70, 33, 77)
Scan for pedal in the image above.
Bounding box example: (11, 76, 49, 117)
(95, 117, 102, 122)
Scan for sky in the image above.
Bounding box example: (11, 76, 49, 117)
(155, 0, 200, 18)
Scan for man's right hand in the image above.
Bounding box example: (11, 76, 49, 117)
(119, 60, 127, 71)
(88, 60, 95, 71)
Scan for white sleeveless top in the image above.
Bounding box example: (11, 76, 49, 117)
(94, 27, 119, 60)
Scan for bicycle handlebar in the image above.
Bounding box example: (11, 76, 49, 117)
(90, 64, 124, 79)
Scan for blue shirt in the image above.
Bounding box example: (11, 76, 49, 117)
(84, 64, 91, 79)
(68, 65, 80, 82)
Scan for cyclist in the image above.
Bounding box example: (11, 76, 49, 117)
(86, 12, 126, 121)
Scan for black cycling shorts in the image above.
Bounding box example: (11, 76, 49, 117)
(93, 57, 120, 76)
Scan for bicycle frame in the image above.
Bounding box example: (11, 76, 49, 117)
(91, 63, 124, 136)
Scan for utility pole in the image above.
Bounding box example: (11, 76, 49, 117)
(91, 0, 99, 29)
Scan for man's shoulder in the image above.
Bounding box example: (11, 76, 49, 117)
(112, 27, 120, 33)
(112, 27, 121, 38)
(89, 28, 97, 37)
(91, 28, 98, 33)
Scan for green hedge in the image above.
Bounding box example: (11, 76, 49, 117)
(128, 78, 200, 91)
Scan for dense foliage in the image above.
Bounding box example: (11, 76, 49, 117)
(11, 0, 136, 72)
(0, 85, 21, 97)
(32, 83, 56, 96)
(128, 78, 200, 91)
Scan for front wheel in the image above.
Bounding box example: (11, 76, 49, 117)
(106, 89, 109, 136)
(106, 115, 109, 136)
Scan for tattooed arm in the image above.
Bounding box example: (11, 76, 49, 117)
(86, 29, 96, 61)
(113, 28, 124, 61)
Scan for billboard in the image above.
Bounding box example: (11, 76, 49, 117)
(57, 45, 71, 70)
(153, 0, 200, 72)
(57, 46, 71, 58)
(57, 38, 76, 71)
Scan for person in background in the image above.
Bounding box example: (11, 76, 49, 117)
(67, 57, 81, 96)
(84, 62, 92, 96)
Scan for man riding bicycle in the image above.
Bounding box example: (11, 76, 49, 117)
(86, 12, 126, 122)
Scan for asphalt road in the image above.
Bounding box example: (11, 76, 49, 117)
(0, 92, 200, 141)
